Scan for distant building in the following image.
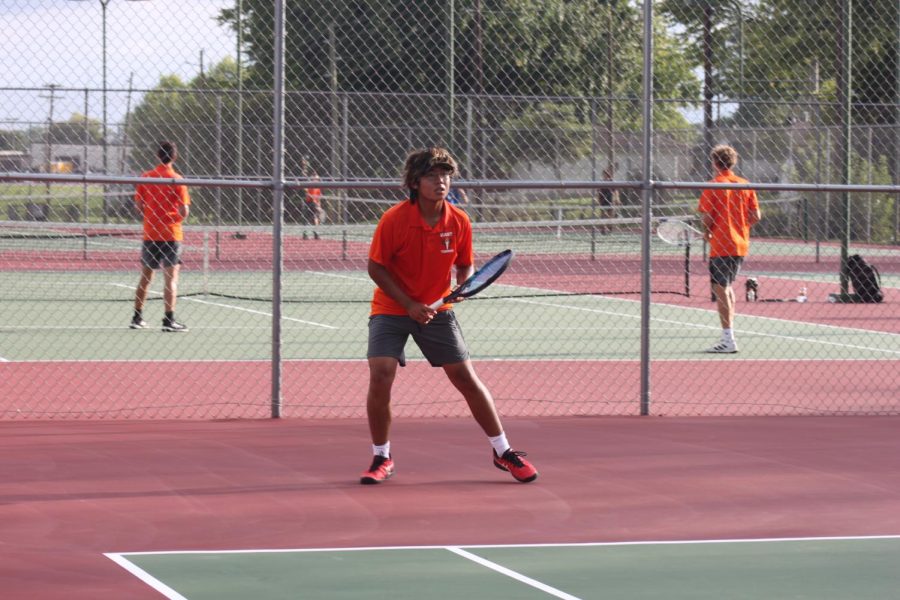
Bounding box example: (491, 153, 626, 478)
(27, 143, 129, 173)
(0, 150, 29, 171)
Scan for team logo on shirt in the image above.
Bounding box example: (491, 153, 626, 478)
(440, 231, 454, 253)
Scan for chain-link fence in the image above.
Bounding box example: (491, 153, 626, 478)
(1, 0, 898, 419)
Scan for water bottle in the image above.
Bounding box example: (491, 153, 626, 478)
(797, 286, 808, 303)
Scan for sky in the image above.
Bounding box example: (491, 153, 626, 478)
(1, 0, 235, 129)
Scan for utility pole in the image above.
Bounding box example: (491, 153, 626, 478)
(119, 71, 134, 173)
(236, 0, 244, 224)
(42, 83, 61, 197)
(473, 0, 485, 218)
(702, 2, 714, 163)
(606, 1, 615, 173)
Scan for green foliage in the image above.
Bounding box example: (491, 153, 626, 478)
(48, 114, 104, 145)
(761, 135, 898, 243)
(663, 0, 899, 128)
(205, 0, 699, 179)
(496, 102, 591, 177)
(0, 129, 28, 151)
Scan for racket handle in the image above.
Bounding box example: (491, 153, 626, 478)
(427, 298, 446, 311)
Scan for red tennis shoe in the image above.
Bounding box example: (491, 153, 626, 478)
(493, 449, 538, 483)
(360, 455, 394, 485)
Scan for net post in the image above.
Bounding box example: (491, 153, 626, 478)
(82, 227, 88, 260)
(342, 229, 348, 261)
(684, 240, 691, 297)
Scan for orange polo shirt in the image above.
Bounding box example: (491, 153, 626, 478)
(369, 200, 473, 316)
(697, 169, 759, 257)
(305, 188, 322, 205)
(135, 164, 191, 241)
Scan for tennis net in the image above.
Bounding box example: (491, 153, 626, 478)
(0, 216, 692, 302)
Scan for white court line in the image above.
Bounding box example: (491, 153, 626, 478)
(507, 296, 900, 356)
(485, 277, 900, 339)
(306, 270, 369, 282)
(104, 554, 187, 600)
(106, 534, 900, 600)
(108, 534, 900, 558)
(109, 283, 337, 329)
(446, 546, 583, 600)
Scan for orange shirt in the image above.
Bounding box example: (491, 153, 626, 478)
(305, 188, 322, 205)
(369, 200, 473, 316)
(697, 170, 759, 257)
(135, 164, 191, 241)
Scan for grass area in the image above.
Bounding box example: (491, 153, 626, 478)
(0, 182, 118, 222)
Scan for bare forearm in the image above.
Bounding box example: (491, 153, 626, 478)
(456, 264, 473, 285)
(748, 207, 761, 227)
(701, 214, 714, 240)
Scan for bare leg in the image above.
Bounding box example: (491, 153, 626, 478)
(366, 357, 399, 445)
(134, 265, 155, 312)
(712, 282, 735, 329)
(442, 360, 503, 437)
(162, 264, 180, 314)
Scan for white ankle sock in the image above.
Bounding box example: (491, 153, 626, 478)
(489, 433, 510, 456)
(722, 328, 734, 341)
(373, 442, 390, 458)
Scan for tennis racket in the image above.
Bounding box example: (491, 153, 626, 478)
(656, 218, 704, 246)
(427, 249, 513, 310)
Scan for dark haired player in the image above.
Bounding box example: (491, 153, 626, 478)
(130, 141, 191, 332)
(360, 147, 538, 485)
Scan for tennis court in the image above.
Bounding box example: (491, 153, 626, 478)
(3, 416, 900, 599)
(4, 1, 900, 597)
(2, 215, 898, 420)
(109, 537, 900, 599)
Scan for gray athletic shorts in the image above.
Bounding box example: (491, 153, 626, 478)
(367, 311, 470, 367)
(141, 241, 183, 269)
(709, 256, 743, 286)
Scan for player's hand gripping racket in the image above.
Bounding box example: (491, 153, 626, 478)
(427, 249, 513, 310)
(656, 218, 703, 246)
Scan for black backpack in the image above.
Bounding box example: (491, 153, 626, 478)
(847, 254, 884, 303)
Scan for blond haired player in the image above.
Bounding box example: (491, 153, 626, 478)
(698, 145, 761, 353)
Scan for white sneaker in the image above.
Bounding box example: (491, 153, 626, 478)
(705, 338, 738, 353)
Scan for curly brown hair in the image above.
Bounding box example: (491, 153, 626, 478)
(402, 147, 459, 200)
(710, 145, 738, 171)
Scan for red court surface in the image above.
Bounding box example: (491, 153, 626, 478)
(2, 416, 899, 599)
(3, 359, 898, 419)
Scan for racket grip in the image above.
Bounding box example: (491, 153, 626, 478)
(427, 298, 445, 311)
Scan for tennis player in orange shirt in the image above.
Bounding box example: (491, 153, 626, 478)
(130, 141, 191, 332)
(360, 147, 537, 485)
(697, 145, 761, 353)
(304, 172, 323, 239)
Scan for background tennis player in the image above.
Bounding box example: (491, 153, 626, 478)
(698, 144, 761, 353)
(130, 141, 191, 333)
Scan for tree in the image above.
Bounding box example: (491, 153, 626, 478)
(48, 114, 104, 145)
(214, 0, 698, 180)
(0, 129, 28, 151)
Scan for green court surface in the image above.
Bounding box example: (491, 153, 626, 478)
(1, 270, 898, 362)
(109, 536, 900, 600)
